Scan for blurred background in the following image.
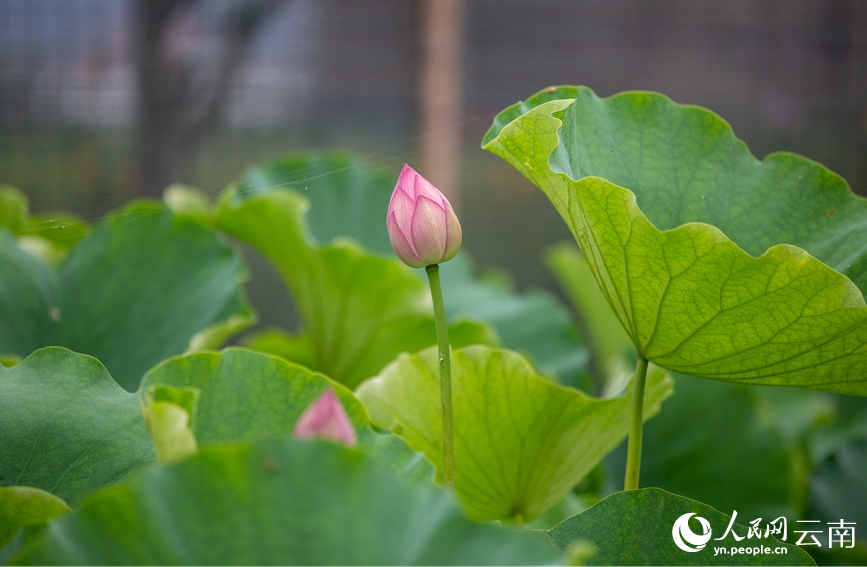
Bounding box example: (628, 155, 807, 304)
(4, 3, 867, 558)
(1, 0, 866, 291)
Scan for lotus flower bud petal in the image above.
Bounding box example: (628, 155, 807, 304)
(387, 164, 462, 268)
(293, 389, 357, 447)
(443, 204, 462, 260)
(387, 212, 423, 267)
(411, 196, 448, 264)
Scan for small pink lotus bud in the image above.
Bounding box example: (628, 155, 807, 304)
(387, 164, 462, 268)
(293, 389, 357, 447)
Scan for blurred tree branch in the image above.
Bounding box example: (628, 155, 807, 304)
(134, 0, 285, 197)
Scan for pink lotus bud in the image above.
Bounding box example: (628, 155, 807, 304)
(387, 164, 462, 268)
(293, 389, 357, 447)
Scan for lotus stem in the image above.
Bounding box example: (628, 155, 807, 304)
(425, 263, 455, 489)
(624, 355, 648, 491)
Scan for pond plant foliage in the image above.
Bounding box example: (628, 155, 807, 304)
(1, 86, 866, 565)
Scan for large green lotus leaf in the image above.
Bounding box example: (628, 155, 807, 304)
(0, 487, 69, 549)
(140, 347, 434, 483)
(356, 345, 672, 522)
(484, 86, 867, 295)
(215, 189, 496, 389)
(0, 348, 155, 508)
(236, 151, 396, 255)
(484, 100, 867, 395)
(548, 239, 832, 433)
(546, 488, 814, 566)
(0, 200, 252, 390)
(13, 439, 558, 566)
(548, 244, 818, 519)
(58, 201, 252, 389)
(439, 253, 591, 390)
(139, 348, 371, 445)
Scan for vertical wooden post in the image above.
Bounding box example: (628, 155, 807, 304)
(419, 0, 465, 210)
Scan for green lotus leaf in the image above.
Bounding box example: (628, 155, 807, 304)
(13, 440, 558, 566)
(215, 188, 496, 389)
(140, 348, 371, 445)
(548, 242, 819, 519)
(0, 487, 69, 549)
(0, 348, 155, 507)
(0, 200, 253, 390)
(139, 348, 433, 483)
(356, 345, 672, 522)
(484, 86, 867, 295)
(484, 92, 867, 395)
(546, 488, 814, 566)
